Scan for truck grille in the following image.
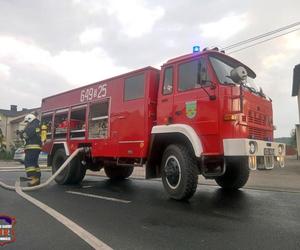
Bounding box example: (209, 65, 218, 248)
(248, 127, 268, 140)
(248, 110, 266, 126)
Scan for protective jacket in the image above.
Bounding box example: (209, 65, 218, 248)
(23, 119, 42, 150)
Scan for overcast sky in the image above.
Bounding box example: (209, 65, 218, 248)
(0, 0, 299, 137)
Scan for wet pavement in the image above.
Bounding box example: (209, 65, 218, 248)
(1, 169, 300, 250)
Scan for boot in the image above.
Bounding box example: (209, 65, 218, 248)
(20, 176, 32, 182)
(27, 177, 40, 187)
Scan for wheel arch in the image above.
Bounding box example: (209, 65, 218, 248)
(146, 124, 203, 179)
(48, 142, 70, 167)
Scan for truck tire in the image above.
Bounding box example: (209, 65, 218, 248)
(215, 157, 249, 189)
(70, 158, 86, 185)
(52, 148, 86, 185)
(161, 144, 198, 201)
(104, 165, 134, 180)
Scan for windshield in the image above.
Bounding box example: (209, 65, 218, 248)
(209, 56, 260, 92)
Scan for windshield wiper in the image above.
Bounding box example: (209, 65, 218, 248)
(258, 87, 267, 98)
(241, 82, 258, 94)
(223, 81, 236, 86)
(246, 85, 257, 93)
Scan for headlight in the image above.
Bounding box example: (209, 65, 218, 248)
(249, 141, 257, 154)
(278, 144, 284, 155)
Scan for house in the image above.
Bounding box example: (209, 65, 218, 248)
(0, 105, 40, 152)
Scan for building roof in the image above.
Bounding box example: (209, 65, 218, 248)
(0, 107, 39, 118)
(292, 64, 300, 97)
(9, 115, 28, 124)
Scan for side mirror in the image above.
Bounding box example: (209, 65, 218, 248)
(230, 66, 248, 84)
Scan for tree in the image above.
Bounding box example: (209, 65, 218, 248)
(0, 128, 6, 152)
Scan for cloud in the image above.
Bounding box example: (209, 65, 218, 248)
(106, 0, 165, 38)
(0, 64, 69, 109)
(262, 53, 285, 69)
(0, 36, 50, 66)
(0, 0, 300, 137)
(0, 64, 10, 81)
(199, 13, 249, 41)
(73, 0, 164, 38)
(284, 32, 300, 50)
(0, 35, 128, 87)
(79, 27, 103, 45)
(51, 48, 128, 85)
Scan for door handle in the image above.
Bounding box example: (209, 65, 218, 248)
(175, 110, 182, 116)
(117, 116, 126, 119)
(161, 98, 168, 103)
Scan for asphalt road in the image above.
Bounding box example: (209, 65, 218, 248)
(1, 164, 300, 249)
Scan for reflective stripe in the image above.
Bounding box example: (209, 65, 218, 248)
(25, 144, 41, 150)
(36, 168, 41, 172)
(26, 167, 37, 172)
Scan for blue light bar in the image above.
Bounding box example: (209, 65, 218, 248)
(193, 45, 200, 53)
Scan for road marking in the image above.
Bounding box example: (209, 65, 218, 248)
(0, 166, 24, 169)
(66, 191, 131, 204)
(0, 165, 48, 169)
(82, 185, 93, 189)
(0, 169, 51, 172)
(0, 169, 25, 172)
(15, 181, 112, 250)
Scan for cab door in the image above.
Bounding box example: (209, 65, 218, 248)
(157, 66, 174, 125)
(172, 57, 219, 153)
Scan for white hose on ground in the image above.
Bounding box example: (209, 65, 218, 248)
(0, 147, 84, 191)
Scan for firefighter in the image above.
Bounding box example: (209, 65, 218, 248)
(22, 114, 42, 186)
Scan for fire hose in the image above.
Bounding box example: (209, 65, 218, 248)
(0, 147, 84, 191)
(0, 147, 112, 249)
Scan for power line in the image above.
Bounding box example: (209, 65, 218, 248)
(222, 21, 300, 51)
(227, 27, 300, 54)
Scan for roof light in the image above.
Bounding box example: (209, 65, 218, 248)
(193, 45, 200, 53)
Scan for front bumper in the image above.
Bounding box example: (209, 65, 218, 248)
(223, 139, 286, 170)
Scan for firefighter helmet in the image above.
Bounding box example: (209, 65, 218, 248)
(24, 114, 36, 123)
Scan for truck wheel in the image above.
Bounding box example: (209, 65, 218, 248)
(104, 165, 134, 180)
(52, 148, 85, 185)
(70, 158, 86, 184)
(161, 144, 198, 201)
(215, 157, 249, 189)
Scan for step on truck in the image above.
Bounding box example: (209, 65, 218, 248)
(41, 47, 285, 200)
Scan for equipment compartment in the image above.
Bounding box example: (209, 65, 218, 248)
(88, 100, 109, 139)
(54, 111, 68, 139)
(70, 107, 86, 139)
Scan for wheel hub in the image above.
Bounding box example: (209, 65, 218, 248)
(164, 156, 181, 189)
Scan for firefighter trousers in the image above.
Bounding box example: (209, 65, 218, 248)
(24, 149, 41, 178)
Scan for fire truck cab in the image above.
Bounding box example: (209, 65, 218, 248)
(41, 48, 285, 200)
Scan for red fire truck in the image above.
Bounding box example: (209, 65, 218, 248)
(41, 47, 285, 200)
